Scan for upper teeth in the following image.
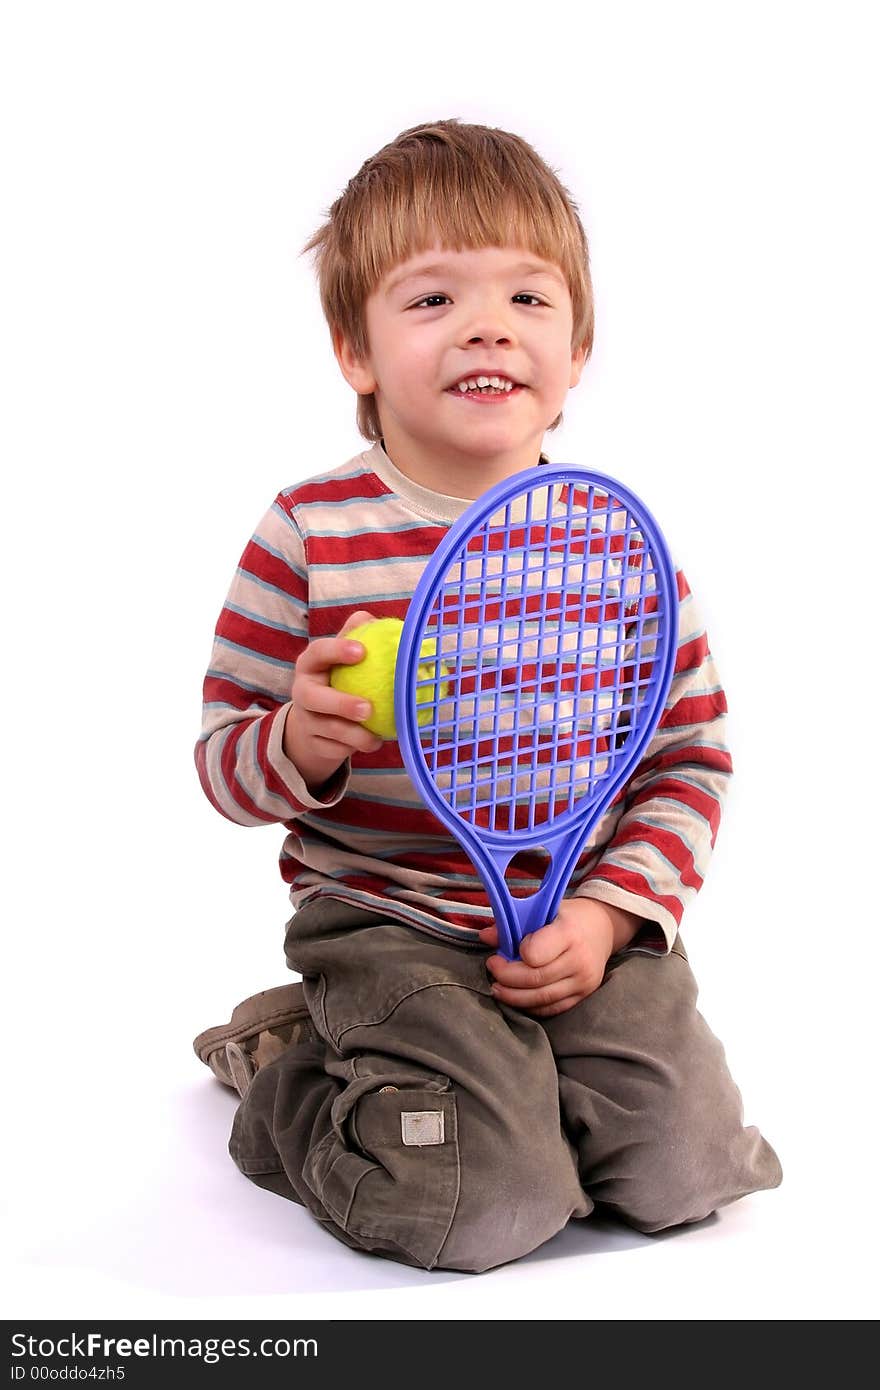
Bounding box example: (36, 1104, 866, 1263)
(456, 376, 515, 392)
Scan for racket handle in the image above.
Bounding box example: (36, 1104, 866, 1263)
(480, 829, 586, 961)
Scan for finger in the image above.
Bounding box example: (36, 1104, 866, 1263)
(486, 948, 575, 989)
(309, 717, 384, 754)
(529, 993, 586, 1018)
(489, 975, 580, 1011)
(338, 610, 378, 637)
(301, 681, 375, 726)
(309, 736, 360, 765)
(296, 635, 368, 678)
(311, 729, 383, 761)
(476, 925, 499, 947)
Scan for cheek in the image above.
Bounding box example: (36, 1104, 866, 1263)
(556, 342, 581, 387)
(392, 342, 437, 390)
(532, 323, 575, 376)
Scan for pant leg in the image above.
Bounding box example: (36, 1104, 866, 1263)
(229, 903, 590, 1272)
(542, 935, 783, 1233)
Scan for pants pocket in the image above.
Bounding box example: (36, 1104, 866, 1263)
(285, 917, 492, 1267)
(302, 1061, 460, 1270)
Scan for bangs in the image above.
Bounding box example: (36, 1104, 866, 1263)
(352, 178, 586, 296)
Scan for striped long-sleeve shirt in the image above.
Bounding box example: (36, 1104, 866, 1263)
(195, 442, 731, 952)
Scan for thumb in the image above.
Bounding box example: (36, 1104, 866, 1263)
(519, 919, 564, 967)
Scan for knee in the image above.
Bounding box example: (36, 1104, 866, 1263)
(594, 1081, 782, 1234)
(433, 1106, 590, 1272)
(337, 1081, 589, 1273)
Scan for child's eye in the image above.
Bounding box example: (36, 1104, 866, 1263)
(512, 294, 545, 306)
(413, 294, 450, 308)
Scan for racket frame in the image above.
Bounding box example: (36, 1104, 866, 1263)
(394, 465, 679, 960)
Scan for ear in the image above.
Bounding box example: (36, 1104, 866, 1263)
(332, 327, 378, 395)
(569, 339, 589, 389)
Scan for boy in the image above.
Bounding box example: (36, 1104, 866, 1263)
(193, 119, 781, 1272)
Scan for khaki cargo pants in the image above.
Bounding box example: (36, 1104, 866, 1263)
(229, 901, 781, 1272)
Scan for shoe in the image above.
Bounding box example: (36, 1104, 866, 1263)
(192, 982, 318, 1098)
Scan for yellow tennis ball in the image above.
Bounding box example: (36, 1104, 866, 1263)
(329, 617, 448, 740)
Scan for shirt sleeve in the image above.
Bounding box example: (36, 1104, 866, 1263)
(194, 494, 350, 825)
(573, 569, 732, 951)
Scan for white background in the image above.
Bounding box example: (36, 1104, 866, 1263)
(2, 0, 877, 1322)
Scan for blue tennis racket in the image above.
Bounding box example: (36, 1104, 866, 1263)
(394, 465, 678, 961)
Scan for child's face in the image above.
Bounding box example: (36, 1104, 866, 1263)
(334, 243, 587, 496)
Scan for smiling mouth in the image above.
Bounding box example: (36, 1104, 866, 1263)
(445, 377, 525, 399)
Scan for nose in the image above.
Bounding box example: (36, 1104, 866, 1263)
(459, 292, 518, 347)
(467, 329, 512, 346)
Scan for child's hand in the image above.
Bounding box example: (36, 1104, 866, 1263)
(478, 899, 642, 1018)
(283, 611, 385, 792)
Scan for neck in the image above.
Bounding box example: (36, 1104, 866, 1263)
(379, 437, 547, 501)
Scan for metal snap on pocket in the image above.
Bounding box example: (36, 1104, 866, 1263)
(378, 1086, 399, 1093)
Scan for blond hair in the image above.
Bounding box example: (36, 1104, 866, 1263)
(301, 119, 594, 441)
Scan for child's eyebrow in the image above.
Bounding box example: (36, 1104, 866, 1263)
(384, 260, 565, 296)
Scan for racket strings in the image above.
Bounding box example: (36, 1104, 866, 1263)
(414, 482, 668, 834)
